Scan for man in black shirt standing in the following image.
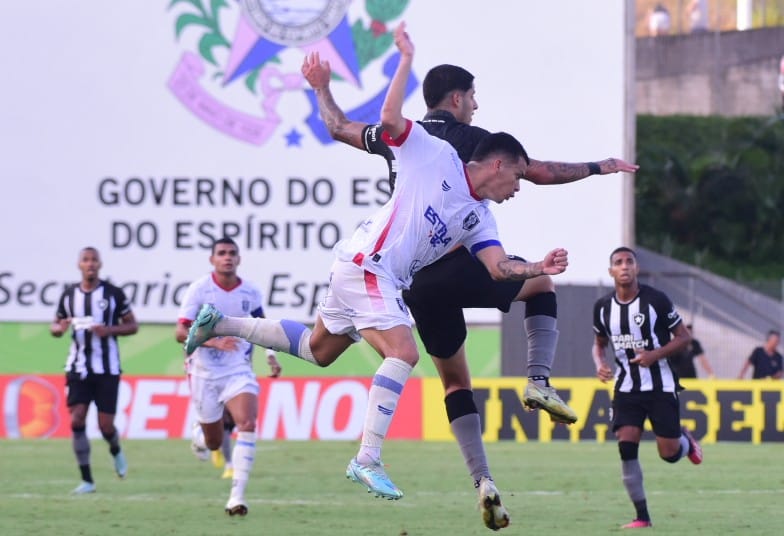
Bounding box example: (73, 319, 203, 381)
(50, 247, 138, 494)
(592, 247, 702, 529)
(738, 330, 783, 379)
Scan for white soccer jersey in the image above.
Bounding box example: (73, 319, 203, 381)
(334, 119, 501, 289)
(178, 273, 264, 379)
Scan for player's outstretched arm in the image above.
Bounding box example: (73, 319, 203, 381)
(525, 157, 639, 185)
(476, 246, 568, 281)
(302, 52, 368, 150)
(381, 22, 414, 139)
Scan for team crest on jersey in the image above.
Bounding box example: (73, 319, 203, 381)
(633, 312, 645, 327)
(97, 299, 108, 311)
(462, 210, 480, 231)
(167, 0, 414, 147)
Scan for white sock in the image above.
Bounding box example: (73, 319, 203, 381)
(357, 357, 412, 464)
(217, 317, 318, 365)
(229, 431, 256, 500)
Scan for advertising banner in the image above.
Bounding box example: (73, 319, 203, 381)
(1, 1, 628, 323)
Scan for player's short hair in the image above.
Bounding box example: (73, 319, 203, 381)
(422, 64, 474, 108)
(79, 246, 100, 259)
(211, 237, 239, 255)
(767, 329, 780, 338)
(470, 132, 530, 165)
(610, 246, 637, 263)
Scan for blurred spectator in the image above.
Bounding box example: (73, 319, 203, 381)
(688, 0, 709, 33)
(669, 324, 715, 379)
(738, 330, 783, 379)
(778, 55, 784, 110)
(649, 3, 671, 36)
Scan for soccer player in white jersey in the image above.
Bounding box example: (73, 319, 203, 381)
(175, 237, 281, 516)
(184, 23, 567, 524)
(592, 247, 703, 529)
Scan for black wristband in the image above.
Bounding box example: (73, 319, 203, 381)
(587, 162, 601, 175)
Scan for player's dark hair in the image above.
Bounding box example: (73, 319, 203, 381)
(767, 329, 780, 338)
(211, 237, 239, 255)
(470, 132, 530, 165)
(610, 246, 637, 263)
(79, 246, 100, 259)
(422, 64, 474, 109)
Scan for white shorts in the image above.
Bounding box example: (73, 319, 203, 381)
(188, 370, 259, 423)
(318, 260, 412, 340)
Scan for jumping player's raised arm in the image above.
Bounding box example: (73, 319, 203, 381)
(381, 22, 414, 140)
(301, 52, 367, 151)
(524, 157, 639, 185)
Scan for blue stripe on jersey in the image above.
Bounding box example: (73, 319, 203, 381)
(372, 374, 404, 394)
(469, 239, 502, 256)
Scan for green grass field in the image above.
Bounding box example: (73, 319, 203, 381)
(0, 440, 780, 535)
(0, 323, 501, 377)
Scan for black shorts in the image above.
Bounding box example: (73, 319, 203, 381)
(402, 247, 524, 359)
(611, 390, 682, 439)
(65, 373, 120, 414)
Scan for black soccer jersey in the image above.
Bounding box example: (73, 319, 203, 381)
(56, 280, 132, 377)
(360, 110, 490, 192)
(593, 284, 683, 393)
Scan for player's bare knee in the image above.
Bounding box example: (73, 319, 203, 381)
(232, 418, 257, 433)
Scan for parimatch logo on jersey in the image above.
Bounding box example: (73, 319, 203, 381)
(611, 334, 649, 351)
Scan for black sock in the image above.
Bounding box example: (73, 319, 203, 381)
(633, 499, 650, 522)
(79, 464, 93, 483)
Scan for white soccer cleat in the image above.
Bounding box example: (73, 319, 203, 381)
(225, 496, 248, 516)
(477, 476, 510, 531)
(71, 481, 96, 495)
(190, 422, 210, 462)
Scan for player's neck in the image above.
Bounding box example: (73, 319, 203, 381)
(212, 272, 240, 290)
(80, 278, 100, 292)
(615, 282, 639, 303)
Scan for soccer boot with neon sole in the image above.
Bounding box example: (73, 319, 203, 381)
(523, 380, 578, 424)
(346, 457, 403, 500)
(184, 304, 224, 354)
(477, 476, 510, 531)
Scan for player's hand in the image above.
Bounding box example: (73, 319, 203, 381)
(302, 51, 331, 90)
(629, 350, 657, 368)
(599, 158, 639, 174)
(50, 318, 70, 337)
(596, 364, 613, 383)
(267, 352, 282, 378)
(90, 324, 111, 337)
(541, 248, 568, 275)
(393, 22, 414, 57)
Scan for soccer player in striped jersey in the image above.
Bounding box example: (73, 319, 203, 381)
(592, 246, 703, 529)
(175, 237, 281, 516)
(50, 247, 138, 494)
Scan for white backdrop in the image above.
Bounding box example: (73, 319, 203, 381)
(0, 0, 630, 323)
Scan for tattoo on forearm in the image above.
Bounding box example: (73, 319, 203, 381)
(315, 88, 357, 146)
(496, 259, 541, 280)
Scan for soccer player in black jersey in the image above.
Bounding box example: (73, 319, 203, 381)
(300, 46, 639, 527)
(50, 247, 138, 494)
(592, 247, 703, 529)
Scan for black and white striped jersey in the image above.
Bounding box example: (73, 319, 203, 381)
(55, 280, 132, 377)
(593, 284, 683, 393)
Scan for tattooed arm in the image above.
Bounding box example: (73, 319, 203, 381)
(476, 246, 568, 281)
(524, 157, 639, 185)
(302, 51, 367, 150)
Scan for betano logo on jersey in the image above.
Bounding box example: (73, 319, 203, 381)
(611, 334, 649, 351)
(167, 0, 414, 147)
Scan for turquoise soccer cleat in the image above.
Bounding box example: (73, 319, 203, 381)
(184, 304, 224, 354)
(346, 457, 403, 500)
